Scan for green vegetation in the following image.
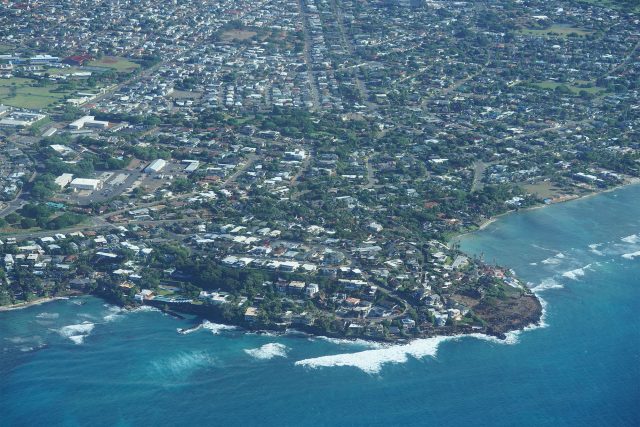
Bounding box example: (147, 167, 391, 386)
(577, 0, 640, 13)
(518, 24, 592, 37)
(2, 203, 85, 230)
(0, 77, 69, 109)
(528, 80, 606, 96)
(88, 56, 140, 73)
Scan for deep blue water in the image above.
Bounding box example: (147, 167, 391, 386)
(1, 185, 639, 427)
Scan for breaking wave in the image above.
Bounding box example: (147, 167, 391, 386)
(621, 251, 640, 260)
(179, 320, 236, 335)
(588, 243, 604, 256)
(57, 322, 95, 345)
(314, 336, 384, 348)
(621, 234, 639, 244)
(541, 253, 565, 265)
(36, 312, 59, 320)
(561, 264, 592, 280)
(201, 320, 236, 335)
(531, 278, 563, 292)
(103, 305, 126, 322)
(245, 343, 289, 360)
(129, 305, 161, 313)
(295, 336, 453, 374)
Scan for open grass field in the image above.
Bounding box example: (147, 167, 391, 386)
(519, 24, 592, 37)
(88, 56, 140, 72)
(0, 44, 15, 54)
(521, 181, 566, 200)
(46, 66, 90, 75)
(0, 77, 69, 109)
(221, 29, 258, 42)
(530, 80, 606, 95)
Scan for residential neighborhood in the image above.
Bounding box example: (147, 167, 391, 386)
(0, 0, 637, 341)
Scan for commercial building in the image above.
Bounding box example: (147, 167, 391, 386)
(68, 116, 109, 130)
(55, 173, 74, 189)
(0, 112, 46, 127)
(70, 178, 102, 191)
(29, 55, 60, 65)
(144, 159, 167, 173)
(183, 160, 200, 173)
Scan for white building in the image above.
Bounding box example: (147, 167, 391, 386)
(68, 116, 109, 130)
(0, 112, 46, 127)
(284, 149, 307, 160)
(4, 254, 14, 270)
(70, 178, 102, 191)
(305, 283, 320, 298)
(55, 173, 74, 189)
(145, 159, 167, 173)
(183, 160, 200, 173)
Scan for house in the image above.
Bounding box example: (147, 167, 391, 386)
(245, 306, 260, 322)
(401, 318, 416, 329)
(4, 254, 14, 270)
(288, 281, 305, 294)
(305, 283, 320, 298)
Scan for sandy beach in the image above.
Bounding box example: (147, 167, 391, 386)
(0, 297, 69, 312)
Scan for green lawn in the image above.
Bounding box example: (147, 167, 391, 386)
(0, 44, 15, 54)
(0, 77, 69, 109)
(88, 56, 140, 72)
(519, 24, 592, 37)
(46, 66, 90, 75)
(530, 80, 606, 95)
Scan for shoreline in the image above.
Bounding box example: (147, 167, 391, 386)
(455, 178, 640, 241)
(0, 296, 70, 312)
(1, 179, 637, 342)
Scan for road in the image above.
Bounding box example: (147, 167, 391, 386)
(297, 0, 321, 110)
(329, 0, 372, 107)
(1, 155, 258, 240)
(471, 161, 487, 192)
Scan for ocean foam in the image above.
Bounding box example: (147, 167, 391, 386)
(68, 335, 86, 345)
(295, 336, 454, 374)
(57, 322, 95, 344)
(588, 243, 605, 256)
(151, 351, 215, 377)
(245, 343, 289, 360)
(201, 320, 236, 335)
(103, 305, 126, 322)
(315, 336, 384, 348)
(531, 278, 564, 292)
(621, 250, 640, 260)
(621, 234, 639, 244)
(130, 305, 161, 313)
(561, 264, 592, 280)
(36, 312, 59, 320)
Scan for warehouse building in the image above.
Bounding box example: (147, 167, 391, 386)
(70, 178, 102, 191)
(144, 159, 167, 174)
(183, 160, 200, 173)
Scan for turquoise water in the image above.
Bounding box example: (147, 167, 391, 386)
(1, 185, 639, 426)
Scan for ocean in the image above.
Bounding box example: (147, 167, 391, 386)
(1, 185, 639, 427)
